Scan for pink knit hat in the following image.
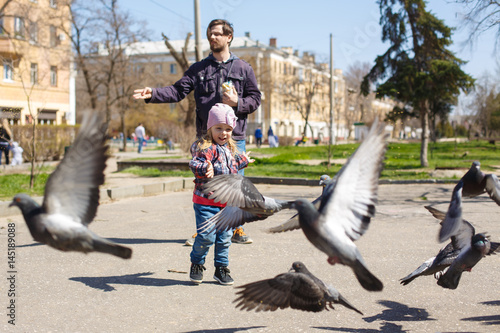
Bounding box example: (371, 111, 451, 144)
(207, 103, 237, 130)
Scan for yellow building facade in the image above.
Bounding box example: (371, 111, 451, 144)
(0, 0, 72, 125)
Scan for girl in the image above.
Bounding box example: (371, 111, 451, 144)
(188, 103, 252, 285)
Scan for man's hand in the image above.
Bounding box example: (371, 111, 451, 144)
(133, 87, 153, 100)
(206, 160, 214, 178)
(222, 86, 238, 107)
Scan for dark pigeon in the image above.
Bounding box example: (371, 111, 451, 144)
(198, 174, 294, 232)
(439, 161, 500, 242)
(234, 261, 363, 314)
(9, 112, 132, 259)
(400, 206, 470, 285)
(437, 232, 499, 289)
(422, 206, 499, 289)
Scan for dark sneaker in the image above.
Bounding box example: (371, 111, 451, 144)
(231, 227, 253, 244)
(189, 263, 206, 284)
(213, 266, 234, 285)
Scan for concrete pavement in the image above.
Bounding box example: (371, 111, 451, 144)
(2, 180, 500, 332)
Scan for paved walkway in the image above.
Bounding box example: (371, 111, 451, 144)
(1, 164, 500, 332)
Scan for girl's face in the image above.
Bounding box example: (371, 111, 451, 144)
(211, 124, 233, 145)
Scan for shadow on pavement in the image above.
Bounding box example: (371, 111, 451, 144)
(106, 237, 185, 245)
(181, 327, 266, 333)
(314, 322, 407, 332)
(69, 272, 192, 291)
(462, 301, 500, 325)
(363, 300, 435, 323)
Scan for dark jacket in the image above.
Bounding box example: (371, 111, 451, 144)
(147, 53, 261, 140)
(0, 127, 11, 144)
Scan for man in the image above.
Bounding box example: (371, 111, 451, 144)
(135, 123, 146, 153)
(133, 19, 261, 244)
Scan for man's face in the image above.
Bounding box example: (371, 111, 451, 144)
(208, 24, 231, 53)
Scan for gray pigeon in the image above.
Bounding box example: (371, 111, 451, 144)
(9, 112, 132, 259)
(198, 174, 294, 232)
(439, 161, 500, 242)
(423, 206, 499, 289)
(290, 119, 388, 291)
(234, 261, 363, 314)
(400, 206, 470, 285)
(267, 174, 332, 234)
(437, 233, 497, 289)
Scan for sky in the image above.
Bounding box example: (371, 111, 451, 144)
(120, 0, 498, 89)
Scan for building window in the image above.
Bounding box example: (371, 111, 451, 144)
(49, 0, 57, 8)
(170, 63, 177, 74)
(50, 25, 58, 47)
(30, 63, 38, 85)
(169, 103, 176, 113)
(29, 22, 38, 43)
(0, 18, 5, 35)
(14, 17, 25, 39)
(3, 60, 13, 81)
(50, 66, 57, 86)
(155, 63, 162, 74)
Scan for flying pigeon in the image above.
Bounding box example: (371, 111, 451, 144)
(400, 206, 469, 285)
(198, 174, 295, 232)
(439, 161, 500, 242)
(9, 112, 132, 259)
(421, 206, 499, 289)
(234, 261, 363, 314)
(289, 119, 388, 291)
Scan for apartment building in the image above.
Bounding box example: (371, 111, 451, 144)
(126, 34, 348, 142)
(0, 0, 72, 125)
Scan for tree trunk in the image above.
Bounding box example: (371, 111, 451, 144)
(420, 107, 429, 167)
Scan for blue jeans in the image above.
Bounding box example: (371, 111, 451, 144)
(191, 203, 232, 267)
(235, 139, 246, 176)
(137, 137, 144, 153)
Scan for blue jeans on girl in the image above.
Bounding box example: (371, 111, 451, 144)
(191, 203, 232, 267)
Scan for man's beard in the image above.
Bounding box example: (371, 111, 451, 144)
(210, 43, 224, 53)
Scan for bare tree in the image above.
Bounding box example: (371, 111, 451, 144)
(162, 32, 197, 128)
(455, 0, 500, 49)
(468, 74, 500, 136)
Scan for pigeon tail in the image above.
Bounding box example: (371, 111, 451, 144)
(335, 294, 364, 315)
(400, 257, 435, 286)
(352, 260, 383, 292)
(437, 270, 461, 290)
(92, 238, 132, 259)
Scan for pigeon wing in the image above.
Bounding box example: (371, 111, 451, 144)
(425, 205, 474, 250)
(202, 174, 266, 208)
(42, 112, 108, 225)
(485, 174, 500, 205)
(198, 206, 269, 233)
(319, 118, 388, 242)
(234, 272, 325, 312)
(438, 181, 464, 242)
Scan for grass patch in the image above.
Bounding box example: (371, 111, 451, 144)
(0, 173, 49, 200)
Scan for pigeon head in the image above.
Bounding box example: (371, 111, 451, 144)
(319, 175, 331, 187)
(9, 194, 40, 214)
(471, 233, 491, 255)
(291, 261, 306, 272)
(472, 161, 480, 169)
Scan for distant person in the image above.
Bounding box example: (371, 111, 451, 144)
(268, 125, 277, 148)
(10, 142, 23, 166)
(134, 18, 261, 244)
(254, 126, 263, 148)
(135, 123, 146, 153)
(0, 119, 12, 165)
(188, 103, 253, 285)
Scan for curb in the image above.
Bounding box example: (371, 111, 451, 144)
(0, 176, 459, 219)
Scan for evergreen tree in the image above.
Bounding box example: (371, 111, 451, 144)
(362, 0, 474, 166)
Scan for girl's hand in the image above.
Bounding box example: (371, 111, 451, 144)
(206, 160, 214, 178)
(244, 151, 255, 163)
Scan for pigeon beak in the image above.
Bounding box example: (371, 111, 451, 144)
(8, 201, 15, 207)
